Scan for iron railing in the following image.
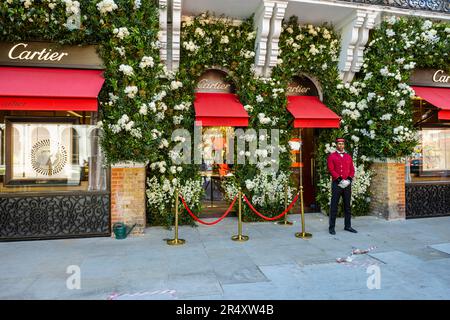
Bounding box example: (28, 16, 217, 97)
(337, 0, 449, 13)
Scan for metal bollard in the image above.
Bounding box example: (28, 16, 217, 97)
(167, 189, 186, 246)
(231, 191, 249, 242)
(277, 185, 293, 226)
(295, 186, 312, 239)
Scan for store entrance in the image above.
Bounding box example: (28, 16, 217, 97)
(200, 127, 234, 216)
(291, 128, 318, 213)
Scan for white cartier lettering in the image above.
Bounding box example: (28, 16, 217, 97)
(432, 70, 450, 83)
(8, 43, 69, 62)
(287, 85, 310, 95)
(197, 79, 230, 90)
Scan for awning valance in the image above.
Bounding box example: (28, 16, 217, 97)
(0, 66, 104, 111)
(194, 92, 249, 127)
(287, 96, 340, 128)
(412, 86, 450, 120)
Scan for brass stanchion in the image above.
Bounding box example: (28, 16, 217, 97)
(232, 191, 249, 242)
(295, 186, 312, 239)
(295, 128, 312, 239)
(167, 189, 186, 245)
(276, 185, 293, 225)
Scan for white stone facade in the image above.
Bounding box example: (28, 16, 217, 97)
(159, 0, 450, 80)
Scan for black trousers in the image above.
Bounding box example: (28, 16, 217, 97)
(329, 180, 352, 229)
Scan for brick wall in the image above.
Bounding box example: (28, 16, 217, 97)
(369, 159, 405, 220)
(111, 162, 147, 236)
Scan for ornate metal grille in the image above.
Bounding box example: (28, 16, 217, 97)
(338, 0, 449, 13)
(0, 191, 110, 241)
(406, 183, 450, 218)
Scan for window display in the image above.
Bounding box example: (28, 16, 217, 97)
(407, 127, 450, 182)
(4, 117, 101, 187)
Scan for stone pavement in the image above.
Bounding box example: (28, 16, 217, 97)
(1, 213, 449, 300)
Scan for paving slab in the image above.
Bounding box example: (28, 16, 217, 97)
(1, 214, 450, 299)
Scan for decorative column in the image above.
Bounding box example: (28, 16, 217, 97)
(158, 0, 168, 64)
(159, 0, 182, 71)
(265, 1, 287, 77)
(111, 162, 147, 235)
(253, 0, 275, 77)
(337, 10, 379, 83)
(369, 159, 406, 220)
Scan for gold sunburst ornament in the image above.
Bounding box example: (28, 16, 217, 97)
(30, 139, 67, 176)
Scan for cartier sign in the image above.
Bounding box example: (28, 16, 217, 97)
(287, 76, 319, 96)
(409, 69, 450, 88)
(0, 41, 103, 69)
(195, 69, 234, 93)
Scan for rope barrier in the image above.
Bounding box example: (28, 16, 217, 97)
(243, 193, 299, 221)
(179, 194, 238, 226)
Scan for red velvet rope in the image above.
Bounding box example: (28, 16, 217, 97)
(179, 194, 238, 226)
(242, 193, 299, 221)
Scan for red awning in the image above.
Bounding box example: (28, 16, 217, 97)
(412, 86, 450, 120)
(287, 96, 340, 128)
(0, 66, 105, 111)
(194, 92, 249, 126)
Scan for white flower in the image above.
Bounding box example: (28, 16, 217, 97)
(139, 104, 148, 115)
(124, 86, 138, 98)
(386, 16, 398, 25)
(244, 105, 253, 112)
(173, 115, 184, 125)
(240, 50, 255, 59)
(351, 135, 360, 143)
(386, 29, 395, 37)
(113, 27, 130, 40)
(97, 0, 118, 14)
(110, 124, 121, 133)
(139, 56, 154, 68)
(286, 27, 294, 34)
(367, 92, 376, 102)
(195, 27, 205, 37)
(133, 0, 141, 10)
(115, 46, 126, 57)
(183, 41, 199, 52)
(63, 0, 80, 15)
(247, 31, 256, 40)
(309, 44, 320, 55)
(422, 20, 433, 30)
(256, 95, 264, 103)
(380, 113, 392, 121)
(22, 0, 33, 8)
(170, 80, 183, 90)
(119, 64, 134, 77)
(379, 66, 390, 76)
(220, 35, 229, 44)
(257, 113, 271, 125)
(403, 62, 416, 70)
(130, 128, 142, 139)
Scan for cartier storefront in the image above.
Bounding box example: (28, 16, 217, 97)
(406, 69, 450, 218)
(0, 41, 110, 241)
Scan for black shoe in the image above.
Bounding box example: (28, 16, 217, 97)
(344, 227, 358, 233)
(329, 228, 336, 235)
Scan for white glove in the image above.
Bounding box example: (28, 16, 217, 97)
(338, 179, 350, 189)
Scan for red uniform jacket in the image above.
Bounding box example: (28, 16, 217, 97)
(327, 151, 355, 181)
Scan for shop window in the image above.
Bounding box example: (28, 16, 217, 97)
(0, 112, 108, 193)
(406, 99, 450, 183)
